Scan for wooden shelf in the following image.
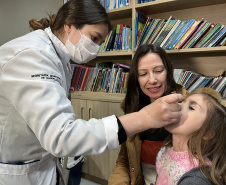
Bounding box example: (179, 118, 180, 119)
(98, 47, 226, 55)
(71, 91, 125, 102)
(166, 46, 226, 54)
(135, 0, 226, 14)
(107, 6, 132, 20)
(70, 91, 225, 106)
(97, 51, 133, 57)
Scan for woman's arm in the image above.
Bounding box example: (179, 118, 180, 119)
(119, 93, 183, 137)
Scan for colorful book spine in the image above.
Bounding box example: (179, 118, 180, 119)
(184, 21, 210, 49)
(168, 19, 195, 50)
(160, 20, 181, 48)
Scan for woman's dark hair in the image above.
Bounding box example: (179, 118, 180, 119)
(29, 0, 112, 33)
(124, 43, 179, 114)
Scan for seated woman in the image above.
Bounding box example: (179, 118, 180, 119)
(156, 88, 226, 185)
(109, 43, 190, 185)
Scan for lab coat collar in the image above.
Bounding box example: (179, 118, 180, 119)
(44, 27, 71, 64)
(44, 27, 72, 93)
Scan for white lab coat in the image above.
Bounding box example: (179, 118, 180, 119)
(0, 27, 119, 184)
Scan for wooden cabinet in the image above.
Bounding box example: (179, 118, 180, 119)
(71, 96, 124, 121)
(71, 91, 125, 184)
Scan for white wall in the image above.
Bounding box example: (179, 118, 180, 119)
(0, 0, 62, 45)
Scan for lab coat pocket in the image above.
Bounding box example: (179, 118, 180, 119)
(0, 154, 56, 185)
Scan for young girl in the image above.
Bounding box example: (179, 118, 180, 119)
(156, 88, 226, 185)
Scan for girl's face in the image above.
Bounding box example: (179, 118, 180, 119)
(138, 53, 167, 102)
(165, 94, 208, 138)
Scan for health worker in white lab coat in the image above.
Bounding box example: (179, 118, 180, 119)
(0, 0, 183, 184)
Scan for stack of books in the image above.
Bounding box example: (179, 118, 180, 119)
(138, 0, 156, 4)
(100, 0, 131, 10)
(174, 69, 226, 98)
(70, 62, 130, 94)
(99, 25, 132, 52)
(134, 13, 226, 50)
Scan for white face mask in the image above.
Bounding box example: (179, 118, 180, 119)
(65, 30, 100, 64)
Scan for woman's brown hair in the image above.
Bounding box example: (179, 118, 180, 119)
(29, 0, 112, 34)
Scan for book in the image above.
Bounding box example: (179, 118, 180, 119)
(122, 27, 129, 51)
(217, 36, 226, 46)
(106, 64, 118, 92)
(185, 73, 200, 89)
(128, 28, 132, 51)
(154, 19, 178, 47)
(109, 66, 119, 92)
(177, 19, 204, 49)
(91, 68, 102, 92)
(70, 64, 77, 85)
(83, 67, 94, 91)
(181, 71, 193, 86)
(139, 18, 155, 46)
(215, 77, 226, 92)
(198, 77, 213, 89)
(187, 76, 205, 93)
(105, 28, 116, 51)
(163, 20, 188, 50)
(206, 26, 226, 47)
(76, 67, 87, 91)
(70, 65, 80, 91)
(135, 12, 148, 49)
(87, 68, 97, 91)
(81, 67, 92, 91)
(89, 68, 99, 91)
(210, 76, 223, 89)
(112, 68, 123, 93)
(100, 69, 108, 92)
(160, 19, 181, 48)
(152, 15, 175, 45)
(112, 63, 130, 93)
(142, 19, 162, 45)
(179, 70, 190, 85)
(173, 68, 185, 83)
(202, 25, 225, 47)
(181, 19, 207, 49)
(117, 24, 125, 51)
(102, 30, 113, 52)
(195, 23, 221, 48)
(116, 63, 130, 69)
(99, 33, 110, 52)
(113, 24, 121, 51)
(184, 21, 210, 49)
(175, 20, 200, 49)
(186, 75, 202, 91)
(103, 68, 112, 92)
(136, 17, 152, 49)
(72, 66, 83, 91)
(96, 68, 106, 92)
(148, 18, 166, 44)
(79, 67, 89, 91)
(168, 19, 195, 50)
